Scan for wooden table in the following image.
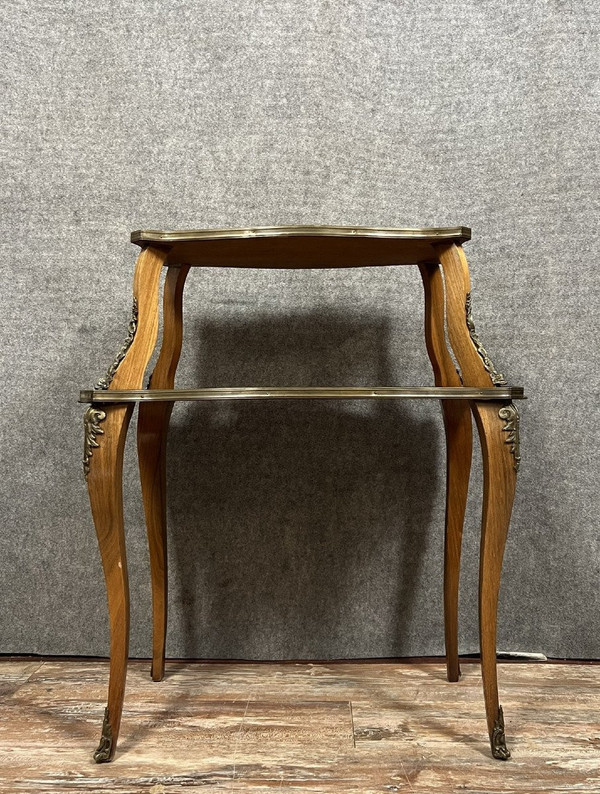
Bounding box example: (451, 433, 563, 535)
(80, 225, 525, 763)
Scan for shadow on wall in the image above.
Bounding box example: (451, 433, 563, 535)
(165, 311, 441, 660)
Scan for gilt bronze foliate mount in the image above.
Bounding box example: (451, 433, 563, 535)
(95, 298, 138, 391)
(83, 407, 106, 479)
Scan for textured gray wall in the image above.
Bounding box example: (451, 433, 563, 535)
(1, 1, 599, 660)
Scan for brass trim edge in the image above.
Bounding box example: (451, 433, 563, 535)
(83, 407, 107, 479)
(499, 403, 521, 472)
(131, 225, 472, 246)
(80, 386, 526, 403)
(491, 705, 511, 760)
(465, 293, 508, 386)
(95, 298, 138, 390)
(93, 707, 113, 763)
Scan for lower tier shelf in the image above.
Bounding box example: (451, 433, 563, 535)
(80, 386, 525, 403)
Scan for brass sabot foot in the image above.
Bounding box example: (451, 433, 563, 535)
(93, 707, 114, 763)
(491, 705, 511, 760)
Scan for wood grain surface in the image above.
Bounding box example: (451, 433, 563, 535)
(1, 660, 599, 793)
(138, 264, 190, 682)
(86, 243, 169, 759)
(419, 262, 472, 684)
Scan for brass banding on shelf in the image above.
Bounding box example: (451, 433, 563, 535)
(80, 386, 525, 404)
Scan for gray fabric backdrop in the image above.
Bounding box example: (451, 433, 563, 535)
(1, 0, 599, 660)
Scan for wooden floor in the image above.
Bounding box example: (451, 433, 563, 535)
(1, 659, 599, 793)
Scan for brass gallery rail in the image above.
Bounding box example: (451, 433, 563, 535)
(80, 386, 526, 403)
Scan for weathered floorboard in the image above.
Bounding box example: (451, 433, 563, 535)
(1, 660, 599, 793)
(0, 661, 42, 698)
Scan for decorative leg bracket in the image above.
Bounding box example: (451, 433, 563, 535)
(84, 296, 138, 478)
(83, 407, 107, 479)
(95, 297, 138, 390)
(466, 293, 507, 386)
(499, 403, 521, 472)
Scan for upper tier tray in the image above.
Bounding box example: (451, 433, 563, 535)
(130, 225, 472, 268)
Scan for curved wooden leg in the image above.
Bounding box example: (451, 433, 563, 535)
(138, 265, 189, 681)
(138, 402, 173, 681)
(441, 400, 472, 682)
(435, 242, 507, 389)
(419, 263, 472, 681)
(433, 245, 520, 757)
(84, 403, 134, 762)
(85, 244, 168, 761)
(473, 400, 519, 760)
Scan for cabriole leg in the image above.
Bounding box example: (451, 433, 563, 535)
(472, 400, 519, 760)
(434, 243, 519, 758)
(84, 403, 134, 762)
(441, 401, 472, 682)
(138, 265, 189, 681)
(138, 403, 173, 682)
(86, 244, 168, 761)
(419, 263, 472, 681)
